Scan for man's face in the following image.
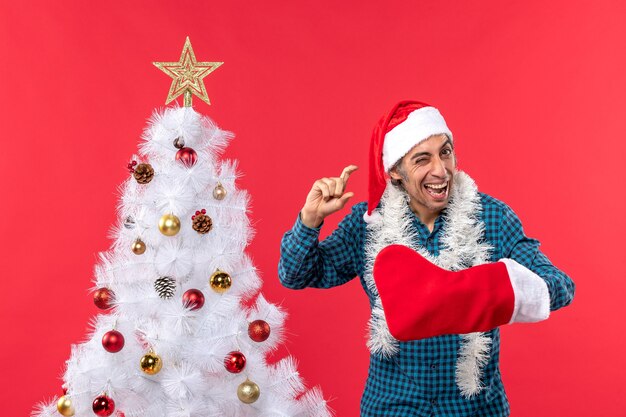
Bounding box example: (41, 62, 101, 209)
(389, 134, 456, 217)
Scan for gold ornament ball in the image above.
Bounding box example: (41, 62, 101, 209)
(158, 213, 181, 236)
(131, 239, 146, 255)
(210, 270, 232, 293)
(140, 352, 163, 375)
(237, 379, 261, 404)
(213, 183, 227, 200)
(57, 395, 75, 417)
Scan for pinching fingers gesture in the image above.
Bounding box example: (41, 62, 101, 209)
(301, 165, 358, 228)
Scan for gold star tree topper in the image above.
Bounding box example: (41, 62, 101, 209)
(153, 37, 223, 107)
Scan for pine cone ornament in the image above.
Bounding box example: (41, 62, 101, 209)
(192, 209, 213, 234)
(133, 163, 154, 184)
(154, 276, 176, 299)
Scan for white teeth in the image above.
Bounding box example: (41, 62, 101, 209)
(425, 182, 447, 189)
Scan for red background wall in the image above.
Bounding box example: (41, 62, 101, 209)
(1, 1, 624, 416)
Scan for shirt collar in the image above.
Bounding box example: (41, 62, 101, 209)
(412, 206, 448, 237)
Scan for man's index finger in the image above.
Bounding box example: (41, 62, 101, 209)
(340, 165, 359, 183)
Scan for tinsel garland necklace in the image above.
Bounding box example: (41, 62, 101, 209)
(363, 170, 494, 398)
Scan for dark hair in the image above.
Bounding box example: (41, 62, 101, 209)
(389, 159, 408, 190)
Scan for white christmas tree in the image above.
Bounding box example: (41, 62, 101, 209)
(34, 38, 331, 417)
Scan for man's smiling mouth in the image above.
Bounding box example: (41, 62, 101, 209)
(424, 181, 449, 198)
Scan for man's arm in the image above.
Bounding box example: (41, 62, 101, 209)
(278, 165, 361, 290)
(371, 203, 575, 340)
(499, 204, 576, 312)
(278, 203, 365, 289)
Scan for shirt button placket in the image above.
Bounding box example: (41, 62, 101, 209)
(429, 363, 438, 410)
(427, 236, 435, 253)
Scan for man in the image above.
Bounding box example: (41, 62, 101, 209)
(278, 100, 575, 416)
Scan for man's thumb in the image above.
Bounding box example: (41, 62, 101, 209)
(337, 192, 354, 209)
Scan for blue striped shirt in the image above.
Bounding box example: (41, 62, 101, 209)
(279, 193, 575, 416)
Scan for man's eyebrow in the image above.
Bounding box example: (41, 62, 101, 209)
(409, 138, 453, 160)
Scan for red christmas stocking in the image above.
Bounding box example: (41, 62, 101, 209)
(373, 244, 517, 341)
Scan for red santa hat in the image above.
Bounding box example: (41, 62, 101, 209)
(367, 100, 453, 217)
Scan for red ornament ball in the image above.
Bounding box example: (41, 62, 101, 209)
(224, 351, 246, 373)
(248, 320, 271, 342)
(175, 147, 197, 167)
(94, 288, 115, 310)
(92, 395, 115, 416)
(102, 330, 125, 353)
(182, 289, 205, 310)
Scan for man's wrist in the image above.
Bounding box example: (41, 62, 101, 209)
(300, 210, 323, 229)
(294, 211, 323, 241)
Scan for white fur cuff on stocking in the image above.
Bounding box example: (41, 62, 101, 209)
(499, 258, 551, 324)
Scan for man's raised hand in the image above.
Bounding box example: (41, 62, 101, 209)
(300, 165, 358, 228)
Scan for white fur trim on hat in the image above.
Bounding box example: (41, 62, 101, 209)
(382, 106, 453, 172)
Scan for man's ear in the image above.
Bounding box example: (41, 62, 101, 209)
(389, 166, 402, 181)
